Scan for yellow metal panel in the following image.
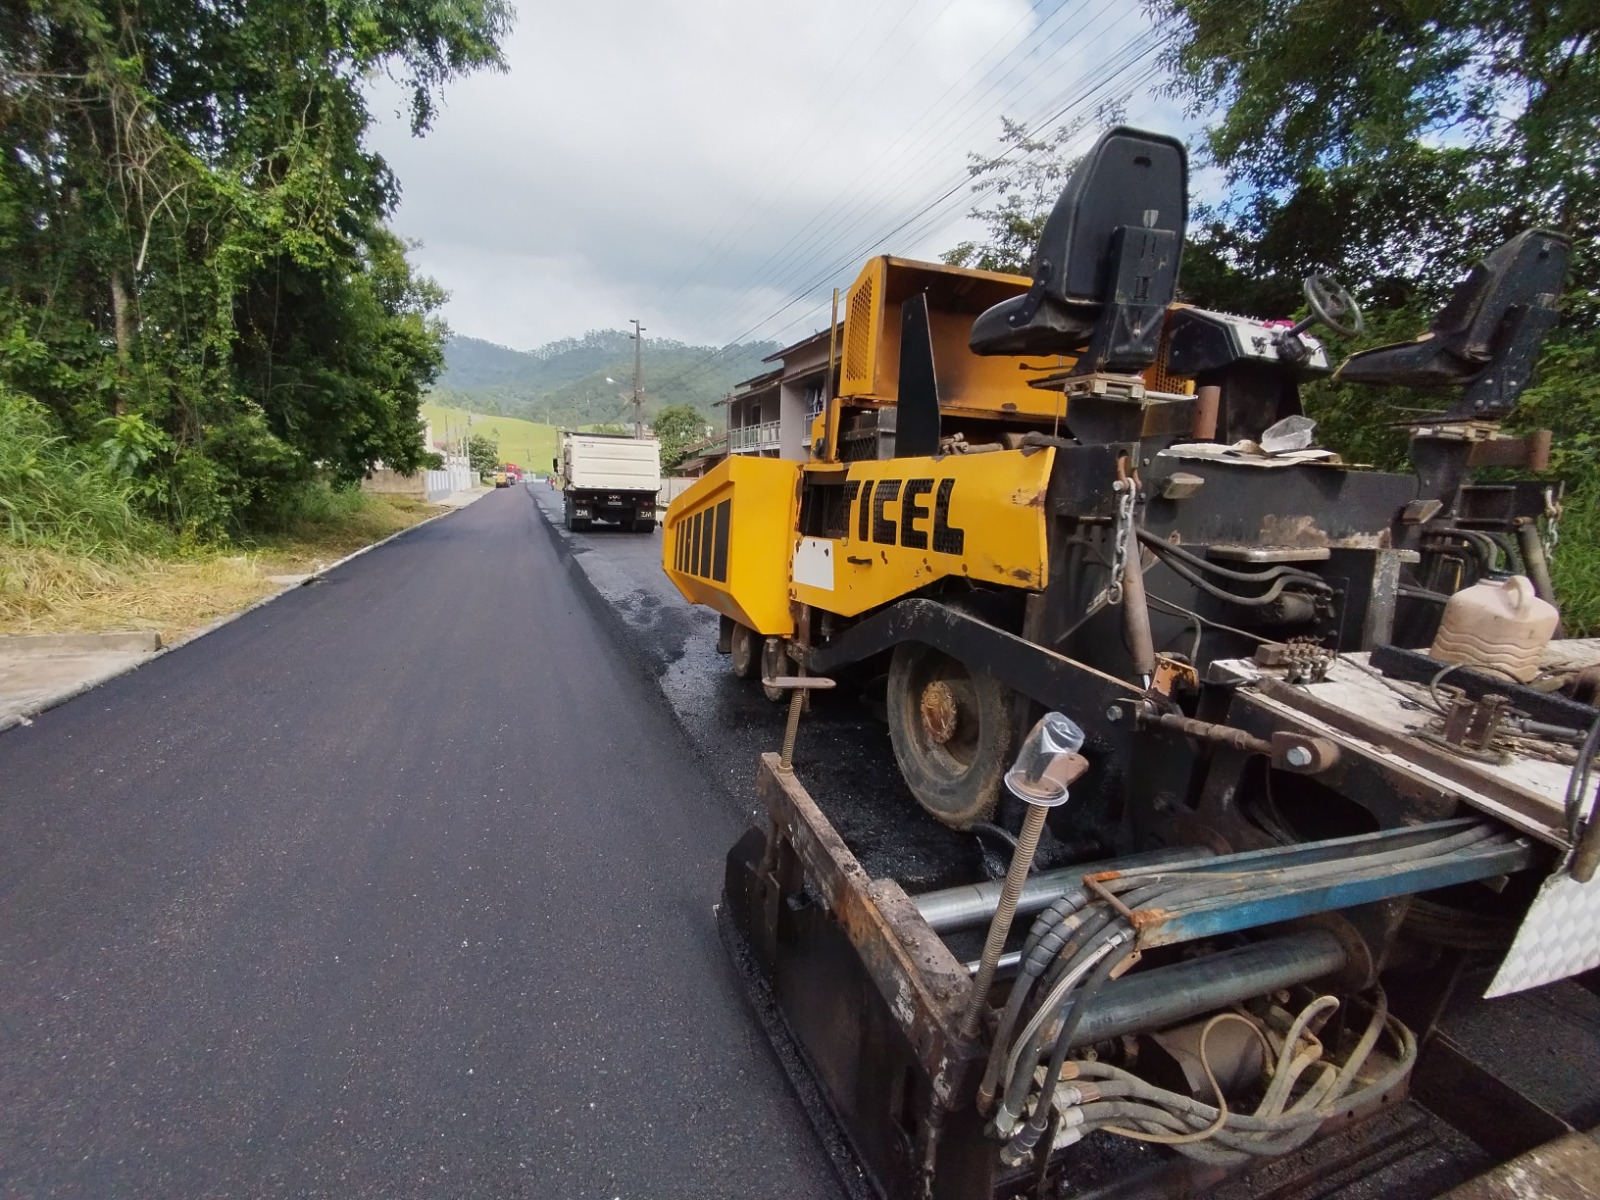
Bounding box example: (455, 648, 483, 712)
(836, 257, 1069, 418)
(790, 447, 1055, 618)
(841, 263, 881, 393)
(662, 455, 800, 636)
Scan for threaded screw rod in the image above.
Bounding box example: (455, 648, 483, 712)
(961, 804, 1047, 1037)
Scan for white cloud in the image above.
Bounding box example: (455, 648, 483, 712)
(366, 0, 1194, 351)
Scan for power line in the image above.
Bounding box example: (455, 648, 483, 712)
(667, 0, 1125, 340)
(653, 0, 922, 305)
(657, 3, 1147, 364)
(649, 27, 1175, 396)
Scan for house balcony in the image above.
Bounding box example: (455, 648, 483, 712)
(728, 420, 781, 453)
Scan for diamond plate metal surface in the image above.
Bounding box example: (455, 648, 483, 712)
(1486, 869, 1600, 997)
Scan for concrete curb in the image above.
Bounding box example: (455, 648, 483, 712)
(0, 497, 478, 736)
(0, 630, 162, 656)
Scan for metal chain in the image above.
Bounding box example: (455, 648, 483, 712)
(1106, 480, 1136, 606)
(1543, 486, 1562, 561)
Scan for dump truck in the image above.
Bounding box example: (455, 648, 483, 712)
(662, 127, 1600, 1198)
(555, 431, 661, 532)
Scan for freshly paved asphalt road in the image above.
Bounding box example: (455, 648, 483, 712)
(0, 487, 842, 1199)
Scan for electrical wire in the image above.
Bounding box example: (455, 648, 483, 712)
(669, 12, 1161, 357)
(658, 0, 1101, 308)
(1145, 594, 1276, 646)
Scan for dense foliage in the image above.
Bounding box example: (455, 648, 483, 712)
(435, 331, 782, 428)
(467, 432, 500, 475)
(946, 0, 1598, 624)
(0, 387, 161, 552)
(1159, 0, 1599, 626)
(652, 403, 710, 472)
(0, 0, 511, 538)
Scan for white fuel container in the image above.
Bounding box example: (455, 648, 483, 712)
(1429, 574, 1559, 683)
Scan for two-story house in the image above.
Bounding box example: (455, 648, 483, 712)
(723, 326, 840, 462)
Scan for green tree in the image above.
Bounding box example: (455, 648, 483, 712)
(467, 432, 501, 475)
(1155, 0, 1596, 291)
(653, 404, 708, 472)
(1152, 0, 1600, 626)
(0, 0, 512, 536)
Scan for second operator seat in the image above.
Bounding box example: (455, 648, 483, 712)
(968, 126, 1188, 375)
(1334, 229, 1570, 421)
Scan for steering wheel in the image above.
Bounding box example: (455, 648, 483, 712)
(1303, 273, 1365, 338)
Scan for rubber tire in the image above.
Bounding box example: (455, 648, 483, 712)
(885, 641, 1015, 829)
(760, 638, 791, 702)
(729, 624, 760, 679)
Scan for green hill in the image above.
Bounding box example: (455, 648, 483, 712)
(421, 403, 560, 473)
(433, 330, 782, 427)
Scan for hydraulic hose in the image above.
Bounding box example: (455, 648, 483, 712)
(977, 892, 1090, 1111)
(1066, 996, 1415, 1135)
(996, 928, 1134, 1130)
(1017, 943, 1129, 1149)
(1155, 551, 1324, 609)
(1093, 822, 1507, 912)
(1138, 530, 1330, 589)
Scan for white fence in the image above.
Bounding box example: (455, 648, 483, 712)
(425, 462, 475, 502)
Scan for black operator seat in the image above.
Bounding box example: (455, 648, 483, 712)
(968, 126, 1187, 374)
(1335, 229, 1570, 420)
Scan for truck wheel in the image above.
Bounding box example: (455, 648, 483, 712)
(729, 624, 759, 679)
(886, 642, 1014, 829)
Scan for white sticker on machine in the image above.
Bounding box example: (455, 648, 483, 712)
(793, 537, 834, 591)
(1486, 868, 1600, 997)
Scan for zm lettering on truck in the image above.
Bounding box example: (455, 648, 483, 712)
(676, 499, 731, 583)
(840, 478, 964, 555)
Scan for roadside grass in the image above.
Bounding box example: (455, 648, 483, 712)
(246, 491, 437, 576)
(1550, 485, 1600, 637)
(0, 492, 438, 643)
(2, 388, 448, 643)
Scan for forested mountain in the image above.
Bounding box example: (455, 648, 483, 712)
(433, 331, 782, 426)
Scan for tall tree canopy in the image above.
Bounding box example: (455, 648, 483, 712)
(1155, 0, 1599, 515)
(945, 1, 1600, 622)
(0, 0, 512, 533)
(1157, 0, 1598, 311)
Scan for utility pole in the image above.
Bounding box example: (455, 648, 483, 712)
(629, 318, 646, 439)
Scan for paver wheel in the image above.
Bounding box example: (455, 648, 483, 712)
(761, 638, 792, 703)
(729, 624, 760, 679)
(886, 641, 1015, 829)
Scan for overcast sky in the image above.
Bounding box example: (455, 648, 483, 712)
(366, 0, 1199, 353)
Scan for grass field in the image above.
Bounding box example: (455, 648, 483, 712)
(422, 402, 560, 474)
